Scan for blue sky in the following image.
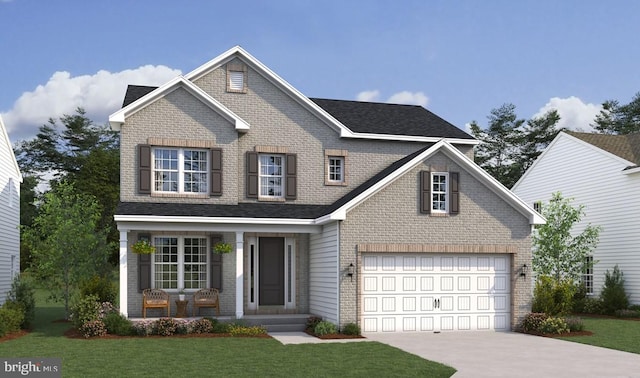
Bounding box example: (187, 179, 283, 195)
(2, 0, 639, 142)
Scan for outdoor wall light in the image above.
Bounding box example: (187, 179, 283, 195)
(520, 264, 528, 278)
(347, 263, 355, 281)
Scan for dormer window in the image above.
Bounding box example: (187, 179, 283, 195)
(227, 62, 247, 93)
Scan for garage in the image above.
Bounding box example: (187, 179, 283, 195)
(361, 253, 511, 332)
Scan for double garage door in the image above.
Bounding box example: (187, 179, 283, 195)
(361, 253, 511, 332)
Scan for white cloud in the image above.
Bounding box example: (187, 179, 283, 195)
(533, 96, 602, 132)
(356, 90, 429, 107)
(2, 65, 181, 141)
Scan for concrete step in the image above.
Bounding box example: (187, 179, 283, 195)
(242, 314, 309, 332)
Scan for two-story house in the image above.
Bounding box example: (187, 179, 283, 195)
(109, 46, 543, 332)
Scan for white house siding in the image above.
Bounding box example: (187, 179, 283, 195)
(513, 133, 640, 304)
(309, 222, 340, 323)
(0, 118, 21, 305)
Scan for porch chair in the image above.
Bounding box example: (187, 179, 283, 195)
(142, 288, 170, 318)
(193, 288, 220, 316)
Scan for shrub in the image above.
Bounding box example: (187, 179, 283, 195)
(131, 320, 155, 336)
(103, 312, 133, 336)
(600, 265, 629, 315)
(70, 294, 101, 328)
(191, 318, 213, 334)
(615, 309, 640, 318)
(0, 303, 25, 337)
(314, 320, 337, 336)
(532, 275, 576, 316)
(521, 312, 548, 333)
(210, 319, 230, 334)
(155, 318, 178, 336)
(538, 317, 569, 335)
(342, 323, 361, 336)
(7, 274, 36, 329)
(582, 297, 603, 314)
(80, 275, 118, 304)
(630, 304, 640, 312)
(564, 317, 585, 332)
(79, 320, 107, 338)
(229, 324, 267, 337)
(306, 316, 322, 331)
(571, 282, 589, 314)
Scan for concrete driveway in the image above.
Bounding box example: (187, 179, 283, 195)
(365, 331, 640, 378)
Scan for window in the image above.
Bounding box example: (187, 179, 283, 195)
(153, 236, 208, 290)
(153, 148, 208, 194)
(431, 173, 448, 213)
(328, 156, 344, 183)
(533, 201, 542, 213)
(259, 154, 284, 198)
(583, 256, 594, 295)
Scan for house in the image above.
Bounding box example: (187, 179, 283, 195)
(0, 116, 22, 305)
(109, 46, 543, 332)
(513, 131, 640, 304)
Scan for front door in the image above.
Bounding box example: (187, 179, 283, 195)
(259, 237, 285, 305)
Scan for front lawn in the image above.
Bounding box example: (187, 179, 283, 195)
(0, 294, 455, 377)
(558, 317, 640, 354)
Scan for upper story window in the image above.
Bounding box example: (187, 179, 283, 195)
(227, 62, 248, 93)
(153, 148, 208, 194)
(420, 170, 459, 215)
(259, 154, 284, 198)
(431, 172, 448, 213)
(328, 157, 344, 183)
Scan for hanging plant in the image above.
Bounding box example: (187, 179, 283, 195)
(213, 241, 233, 254)
(132, 240, 156, 254)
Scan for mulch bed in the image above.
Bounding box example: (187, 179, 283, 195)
(0, 330, 30, 343)
(304, 329, 365, 339)
(63, 327, 271, 339)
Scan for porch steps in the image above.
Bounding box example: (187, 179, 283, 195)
(243, 314, 310, 332)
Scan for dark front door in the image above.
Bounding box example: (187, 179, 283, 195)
(259, 237, 285, 306)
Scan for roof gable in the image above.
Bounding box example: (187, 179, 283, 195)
(566, 131, 640, 167)
(0, 116, 22, 182)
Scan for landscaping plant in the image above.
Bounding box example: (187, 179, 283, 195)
(6, 274, 36, 329)
(600, 265, 629, 315)
(532, 275, 575, 316)
(314, 320, 337, 336)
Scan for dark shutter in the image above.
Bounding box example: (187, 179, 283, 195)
(138, 145, 151, 194)
(419, 171, 431, 214)
(450, 172, 460, 215)
(138, 234, 152, 291)
(285, 154, 297, 200)
(246, 152, 258, 198)
(210, 236, 223, 291)
(210, 148, 223, 196)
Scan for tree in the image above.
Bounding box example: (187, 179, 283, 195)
(533, 192, 601, 283)
(22, 181, 112, 319)
(593, 92, 640, 134)
(19, 174, 39, 269)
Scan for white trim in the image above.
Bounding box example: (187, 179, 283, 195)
(431, 172, 449, 214)
(0, 116, 23, 183)
(235, 231, 244, 318)
(247, 236, 257, 311)
(115, 215, 318, 225)
(108, 76, 250, 132)
(622, 166, 640, 175)
(119, 231, 128, 317)
(285, 237, 296, 309)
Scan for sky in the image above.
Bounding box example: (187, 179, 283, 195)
(1, 0, 640, 143)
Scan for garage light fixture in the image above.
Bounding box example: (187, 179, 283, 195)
(520, 264, 528, 278)
(347, 263, 355, 281)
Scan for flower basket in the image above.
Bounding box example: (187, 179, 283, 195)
(213, 241, 233, 254)
(132, 240, 156, 254)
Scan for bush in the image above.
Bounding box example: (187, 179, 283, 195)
(582, 297, 603, 314)
(571, 282, 589, 314)
(564, 317, 585, 332)
(0, 303, 25, 337)
(229, 324, 267, 337)
(79, 320, 107, 338)
(132, 320, 154, 336)
(538, 317, 569, 335)
(210, 319, 230, 334)
(80, 275, 117, 304)
(7, 275, 36, 329)
(314, 320, 337, 336)
(600, 265, 629, 315)
(532, 275, 576, 316)
(191, 318, 213, 334)
(103, 312, 133, 336)
(615, 309, 640, 318)
(306, 316, 322, 332)
(70, 294, 101, 328)
(342, 323, 361, 335)
(155, 318, 178, 336)
(521, 313, 548, 333)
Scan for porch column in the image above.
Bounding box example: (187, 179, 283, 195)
(119, 230, 128, 317)
(235, 231, 244, 318)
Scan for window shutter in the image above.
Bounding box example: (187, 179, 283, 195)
(419, 171, 431, 214)
(138, 145, 151, 194)
(137, 234, 152, 291)
(450, 172, 460, 215)
(210, 148, 223, 196)
(210, 236, 223, 291)
(285, 154, 297, 200)
(246, 152, 258, 198)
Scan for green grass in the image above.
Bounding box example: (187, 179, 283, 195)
(0, 291, 455, 377)
(558, 317, 640, 354)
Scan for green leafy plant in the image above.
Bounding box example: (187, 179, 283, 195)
(306, 316, 322, 331)
(213, 241, 233, 254)
(538, 317, 569, 335)
(6, 274, 36, 329)
(0, 303, 25, 337)
(564, 316, 585, 332)
(70, 294, 101, 328)
(132, 240, 156, 254)
(208, 318, 230, 333)
(615, 309, 640, 318)
(532, 275, 576, 316)
(342, 323, 361, 336)
(103, 312, 133, 336)
(79, 320, 107, 338)
(521, 312, 548, 333)
(314, 320, 337, 336)
(80, 275, 117, 303)
(600, 265, 629, 315)
(583, 297, 603, 314)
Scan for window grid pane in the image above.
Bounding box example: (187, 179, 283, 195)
(154, 237, 178, 289)
(183, 238, 208, 289)
(259, 155, 283, 197)
(583, 256, 594, 294)
(328, 157, 343, 182)
(154, 149, 179, 192)
(432, 174, 447, 211)
(183, 150, 208, 193)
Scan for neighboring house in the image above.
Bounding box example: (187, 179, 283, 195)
(109, 46, 543, 332)
(513, 131, 640, 304)
(0, 116, 22, 305)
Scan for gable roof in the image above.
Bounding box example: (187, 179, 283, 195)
(0, 116, 23, 182)
(566, 131, 640, 167)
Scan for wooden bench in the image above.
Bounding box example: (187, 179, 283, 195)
(193, 288, 220, 316)
(142, 288, 170, 318)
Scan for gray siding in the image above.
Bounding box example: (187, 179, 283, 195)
(309, 222, 340, 323)
(0, 127, 19, 305)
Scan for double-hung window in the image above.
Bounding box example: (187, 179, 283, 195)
(153, 236, 208, 290)
(328, 156, 344, 183)
(259, 154, 284, 198)
(154, 148, 208, 194)
(582, 256, 594, 295)
(431, 172, 448, 213)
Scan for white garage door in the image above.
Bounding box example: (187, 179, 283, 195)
(361, 253, 511, 332)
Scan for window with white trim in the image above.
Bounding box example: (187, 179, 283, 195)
(431, 172, 448, 213)
(328, 156, 344, 183)
(583, 256, 594, 295)
(153, 148, 208, 194)
(259, 154, 284, 198)
(153, 236, 208, 290)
